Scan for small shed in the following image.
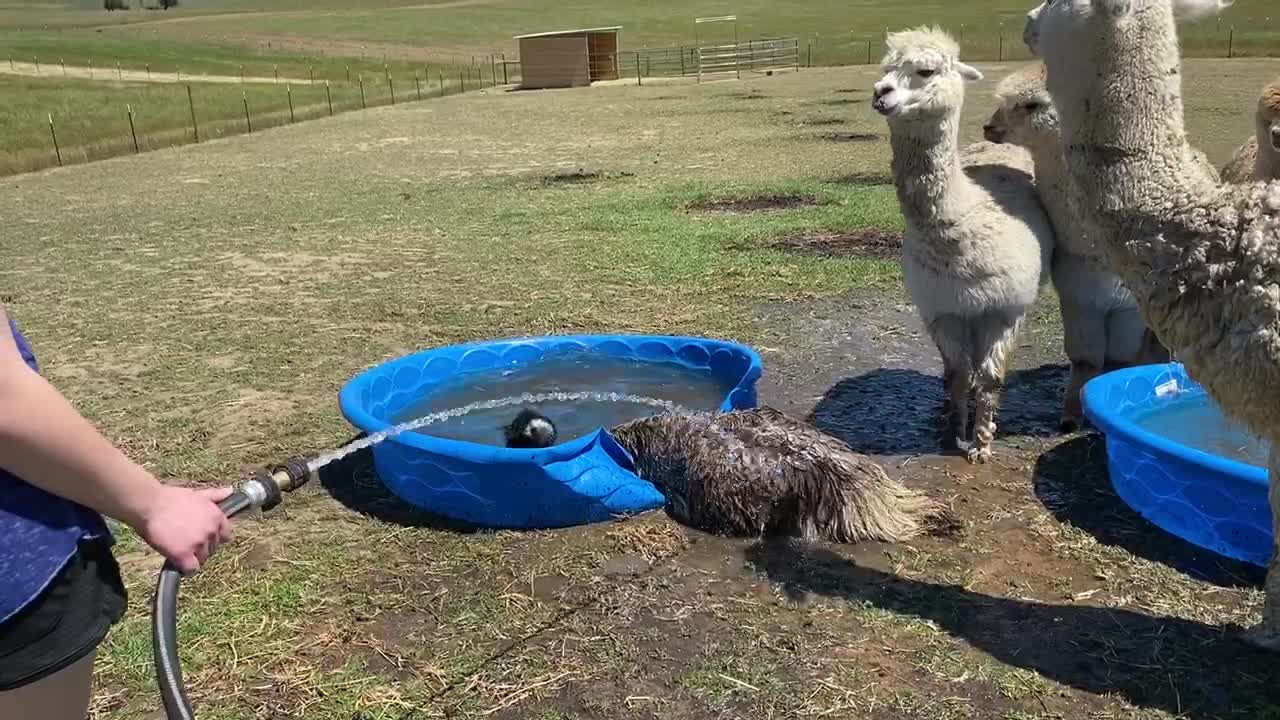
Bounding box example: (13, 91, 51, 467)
(514, 26, 621, 89)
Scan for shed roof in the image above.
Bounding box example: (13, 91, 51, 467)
(514, 26, 622, 40)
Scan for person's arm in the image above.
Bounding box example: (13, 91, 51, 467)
(0, 305, 232, 573)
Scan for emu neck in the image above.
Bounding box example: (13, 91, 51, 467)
(888, 110, 969, 221)
(1047, 7, 1213, 220)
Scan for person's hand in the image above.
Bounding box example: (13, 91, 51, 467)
(133, 485, 234, 574)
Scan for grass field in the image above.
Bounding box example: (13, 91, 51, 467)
(5, 54, 1280, 719)
(4, 0, 1279, 176)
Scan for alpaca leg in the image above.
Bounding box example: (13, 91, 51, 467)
(968, 313, 1019, 464)
(929, 315, 972, 453)
(1245, 444, 1280, 651)
(1060, 301, 1107, 432)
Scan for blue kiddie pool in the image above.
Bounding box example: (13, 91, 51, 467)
(338, 334, 763, 529)
(1082, 362, 1272, 566)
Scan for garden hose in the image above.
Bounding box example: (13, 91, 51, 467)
(152, 459, 313, 720)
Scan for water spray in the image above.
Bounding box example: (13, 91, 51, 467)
(152, 391, 684, 719)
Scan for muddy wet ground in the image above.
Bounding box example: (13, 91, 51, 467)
(306, 290, 1278, 720)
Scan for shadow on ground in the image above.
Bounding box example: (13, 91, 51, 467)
(316, 434, 480, 533)
(1033, 434, 1266, 590)
(745, 539, 1280, 720)
(808, 364, 1066, 456)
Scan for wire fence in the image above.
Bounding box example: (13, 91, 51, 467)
(6, 59, 519, 176)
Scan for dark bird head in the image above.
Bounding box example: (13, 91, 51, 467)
(504, 408, 558, 449)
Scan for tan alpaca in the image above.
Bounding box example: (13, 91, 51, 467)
(1221, 77, 1280, 183)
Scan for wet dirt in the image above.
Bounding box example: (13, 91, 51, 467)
(539, 169, 635, 186)
(686, 193, 823, 215)
(767, 228, 903, 259)
(306, 290, 1275, 719)
(829, 170, 894, 187)
(819, 131, 881, 142)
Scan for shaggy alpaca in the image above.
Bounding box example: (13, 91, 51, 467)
(1025, 0, 1280, 649)
(983, 64, 1172, 429)
(873, 27, 1055, 462)
(505, 407, 957, 544)
(1220, 76, 1280, 183)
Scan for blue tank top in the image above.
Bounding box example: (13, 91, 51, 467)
(0, 318, 112, 625)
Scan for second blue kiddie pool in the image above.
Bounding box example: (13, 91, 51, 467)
(1082, 362, 1272, 566)
(338, 334, 763, 529)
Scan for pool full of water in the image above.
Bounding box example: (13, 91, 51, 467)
(1133, 393, 1271, 468)
(392, 352, 732, 446)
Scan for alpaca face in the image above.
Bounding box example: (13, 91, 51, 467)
(872, 45, 982, 120)
(984, 83, 1059, 148)
(1262, 84, 1280, 152)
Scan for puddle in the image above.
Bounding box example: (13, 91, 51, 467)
(769, 229, 903, 259)
(687, 193, 823, 214)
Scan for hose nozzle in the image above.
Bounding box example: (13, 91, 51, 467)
(238, 457, 314, 512)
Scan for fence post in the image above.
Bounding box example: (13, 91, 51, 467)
(146, 63, 151, 79)
(88, 59, 92, 78)
(1228, 26, 1235, 58)
(127, 104, 139, 153)
(415, 73, 422, 100)
(309, 65, 314, 84)
(389, 75, 396, 105)
(60, 58, 65, 76)
(243, 91, 252, 132)
(806, 42, 812, 68)
(48, 114, 61, 166)
(999, 31, 1004, 61)
(287, 83, 295, 122)
(115, 61, 121, 79)
(186, 84, 199, 142)
(636, 52, 642, 86)
(33, 56, 39, 74)
(681, 48, 687, 75)
(866, 40, 872, 65)
(345, 64, 351, 82)
(274, 64, 279, 83)
(7, 57, 11, 71)
(239, 64, 243, 82)
(502, 53, 508, 84)
(460, 68, 465, 92)
(325, 80, 333, 115)
(359, 74, 366, 108)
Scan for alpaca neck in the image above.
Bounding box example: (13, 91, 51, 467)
(1048, 6, 1214, 219)
(1025, 137, 1075, 227)
(888, 110, 970, 222)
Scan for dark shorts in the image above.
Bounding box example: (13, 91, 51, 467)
(0, 539, 128, 691)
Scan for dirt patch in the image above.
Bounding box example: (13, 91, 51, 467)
(820, 97, 866, 106)
(820, 131, 881, 143)
(796, 116, 845, 126)
(539, 169, 635, 186)
(687, 193, 822, 215)
(768, 229, 904, 259)
(830, 171, 894, 187)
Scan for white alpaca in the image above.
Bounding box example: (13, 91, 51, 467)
(873, 27, 1055, 463)
(1221, 76, 1280, 183)
(983, 64, 1171, 429)
(1024, 0, 1280, 649)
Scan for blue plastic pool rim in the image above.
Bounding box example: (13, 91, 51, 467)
(1081, 363, 1269, 488)
(337, 333, 765, 462)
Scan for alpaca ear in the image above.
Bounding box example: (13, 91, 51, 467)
(956, 62, 983, 82)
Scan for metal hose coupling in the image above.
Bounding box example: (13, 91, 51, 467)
(236, 457, 313, 513)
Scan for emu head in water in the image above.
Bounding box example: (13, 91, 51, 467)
(503, 408, 557, 448)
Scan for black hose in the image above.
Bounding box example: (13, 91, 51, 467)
(152, 490, 256, 720)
